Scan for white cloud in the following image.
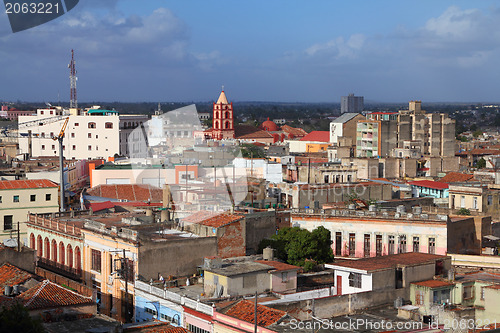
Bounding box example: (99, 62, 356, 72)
(305, 34, 366, 59)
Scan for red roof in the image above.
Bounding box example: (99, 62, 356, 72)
(126, 322, 189, 333)
(223, 299, 286, 327)
(331, 253, 448, 272)
(0, 179, 58, 190)
(87, 184, 162, 203)
(195, 213, 244, 228)
(254, 260, 300, 272)
(412, 280, 455, 288)
(0, 263, 37, 294)
(86, 201, 162, 212)
(439, 172, 475, 183)
(260, 118, 279, 132)
(369, 112, 398, 115)
(182, 211, 217, 223)
(299, 131, 330, 142)
(408, 180, 448, 190)
(20, 280, 93, 310)
(280, 125, 308, 137)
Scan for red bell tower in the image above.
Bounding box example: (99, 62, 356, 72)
(212, 87, 235, 140)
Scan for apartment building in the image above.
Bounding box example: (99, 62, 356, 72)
(18, 106, 148, 160)
(0, 179, 58, 243)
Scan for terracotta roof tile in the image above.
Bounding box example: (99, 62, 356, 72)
(127, 322, 189, 333)
(0, 179, 58, 190)
(0, 263, 37, 294)
(280, 125, 308, 137)
(254, 260, 300, 272)
(412, 280, 455, 288)
(20, 280, 93, 310)
(182, 211, 217, 223)
(87, 184, 162, 202)
(195, 213, 244, 228)
(408, 180, 449, 190)
(331, 253, 449, 272)
(299, 131, 330, 142)
(224, 299, 286, 327)
(439, 172, 475, 183)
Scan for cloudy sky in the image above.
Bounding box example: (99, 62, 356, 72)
(1, 0, 500, 103)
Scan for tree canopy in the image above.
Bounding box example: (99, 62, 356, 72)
(259, 226, 334, 271)
(0, 303, 45, 333)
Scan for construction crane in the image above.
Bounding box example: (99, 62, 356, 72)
(52, 117, 69, 212)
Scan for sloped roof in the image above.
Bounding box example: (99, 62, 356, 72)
(0, 179, 58, 190)
(125, 322, 189, 333)
(280, 125, 308, 137)
(408, 180, 449, 190)
(223, 299, 286, 327)
(332, 113, 363, 124)
(216, 90, 229, 104)
(195, 213, 244, 228)
(0, 263, 37, 294)
(254, 260, 300, 272)
(87, 184, 162, 203)
(412, 280, 455, 288)
(299, 131, 330, 142)
(20, 280, 93, 310)
(439, 172, 475, 183)
(182, 210, 217, 223)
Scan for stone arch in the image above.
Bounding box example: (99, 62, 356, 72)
(59, 241, 65, 265)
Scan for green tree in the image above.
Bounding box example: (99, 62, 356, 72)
(0, 302, 46, 333)
(259, 226, 334, 271)
(457, 208, 471, 215)
(239, 144, 266, 159)
(473, 130, 483, 138)
(477, 158, 486, 169)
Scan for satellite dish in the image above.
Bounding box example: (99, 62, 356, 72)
(3, 238, 17, 248)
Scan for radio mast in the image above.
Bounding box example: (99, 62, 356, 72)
(69, 49, 77, 108)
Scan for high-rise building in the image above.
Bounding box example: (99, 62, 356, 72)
(341, 93, 364, 114)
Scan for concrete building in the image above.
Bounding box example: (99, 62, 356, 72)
(0, 179, 59, 244)
(327, 253, 450, 296)
(329, 113, 365, 144)
(409, 180, 449, 199)
(287, 131, 330, 153)
(449, 184, 500, 219)
(341, 93, 364, 114)
(292, 209, 491, 257)
(284, 162, 357, 184)
(18, 106, 148, 160)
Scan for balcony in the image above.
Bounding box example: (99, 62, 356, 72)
(37, 257, 82, 281)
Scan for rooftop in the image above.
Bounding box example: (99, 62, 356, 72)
(222, 299, 286, 327)
(408, 180, 449, 190)
(412, 279, 455, 288)
(21, 280, 94, 310)
(0, 263, 38, 294)
(439, 172, 475, 183)
(254, 260, 301, 272)
(0, 179, 58, 190)
(194, 213, 244, 228)
(456, 271, 500, 284)
(87, 184, 162, 203)
(327, 253, 449, 273)
(204, 261, 271, 277)
(332, 113, 363, 124)
(299, 131, 330, 143)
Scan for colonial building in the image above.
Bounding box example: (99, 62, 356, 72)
(204, 89, 235, 140)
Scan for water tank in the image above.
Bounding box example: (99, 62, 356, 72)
(4, 285, 12, 296)
(396, 205, 406, 213)
(413, 206, 422, 214)
(263, 247, 274, 261)
(12, 285, 19, 294)
(394, 297, 403, 308)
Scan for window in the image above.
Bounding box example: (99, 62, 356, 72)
(3, 215, 13, 230)
(91, 249, 101, 272)
(488, 195, 493, 206)
(74, 122, 79, 126)
(388, 235, 395, 255)
(72, 145, 76, 150)
(145, 307, 157, 315)
(46, 193, 51, 201)
(413, 236, 420, 253)
(363, 234, 370, 257)
(40, 111, 44, 115)
(398, 235, 407, 253)
(13, 195, 19, 203)
(376, 235, 382, 256)
(51, 145, 55, 150)
(71, 133, 75, 138)
(0, 196, 2, 203)
(335, 232, 342, 256)
(348, 272, 362, 288)
(188, 324, 210, 333)
(415, 290, 424, 305)
(349, 233, 356, 257)
(281, 272, 288, 282)
(41, 132, 45, 137)
(428, 237, 436, 254)
(88, 145, 92, 151)
(88, 122, 96, 129)
(41, 145, 45, 150)
(30, 194, 36, 202)
(463, 285, 473, 299)
(461, 195, 465, 208)
(105, 122, 113, 129)
(50, 132, 54, 137)
(473, 197, 478, 210)
(88, 133, 92, 138)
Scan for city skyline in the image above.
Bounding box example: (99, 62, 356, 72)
(1, 1, 500, 103)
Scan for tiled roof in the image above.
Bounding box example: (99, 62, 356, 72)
(299, 131, 330, 142)
(408, 180, 448, 190)
(87, 201, 162, 212)
(439, 172, 475, 183)
(254, 260, 300, 272)
(182, 211, 217, 223)
(456, 149, 500, 156)
(126, 322, 189, 333)
(224, 299, 286, 327)
(485, 284, 500, 290)
(196, 213, 244, 228)
(20, 280, 93, 310)
(0, 263, 37, 294)
(0, 179, 58, 190)
(237, 130, 273, 140)
(412, 280, 455, 288)
(87, 184, 162, 202)
(280, 125, 308, 137)
(331, 253, 448, 272)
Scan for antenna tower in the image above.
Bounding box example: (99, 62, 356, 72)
(69, 49, 77, 108)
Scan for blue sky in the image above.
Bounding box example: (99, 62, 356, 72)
(1, 0, 500, 103)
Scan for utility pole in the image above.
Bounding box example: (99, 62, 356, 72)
(254, 291, 258, 333)
(111, 249, 131, 323)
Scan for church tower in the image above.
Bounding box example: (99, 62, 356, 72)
(212, 88, 235, 140)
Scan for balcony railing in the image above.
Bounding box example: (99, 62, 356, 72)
(37, 257, 82, 281)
